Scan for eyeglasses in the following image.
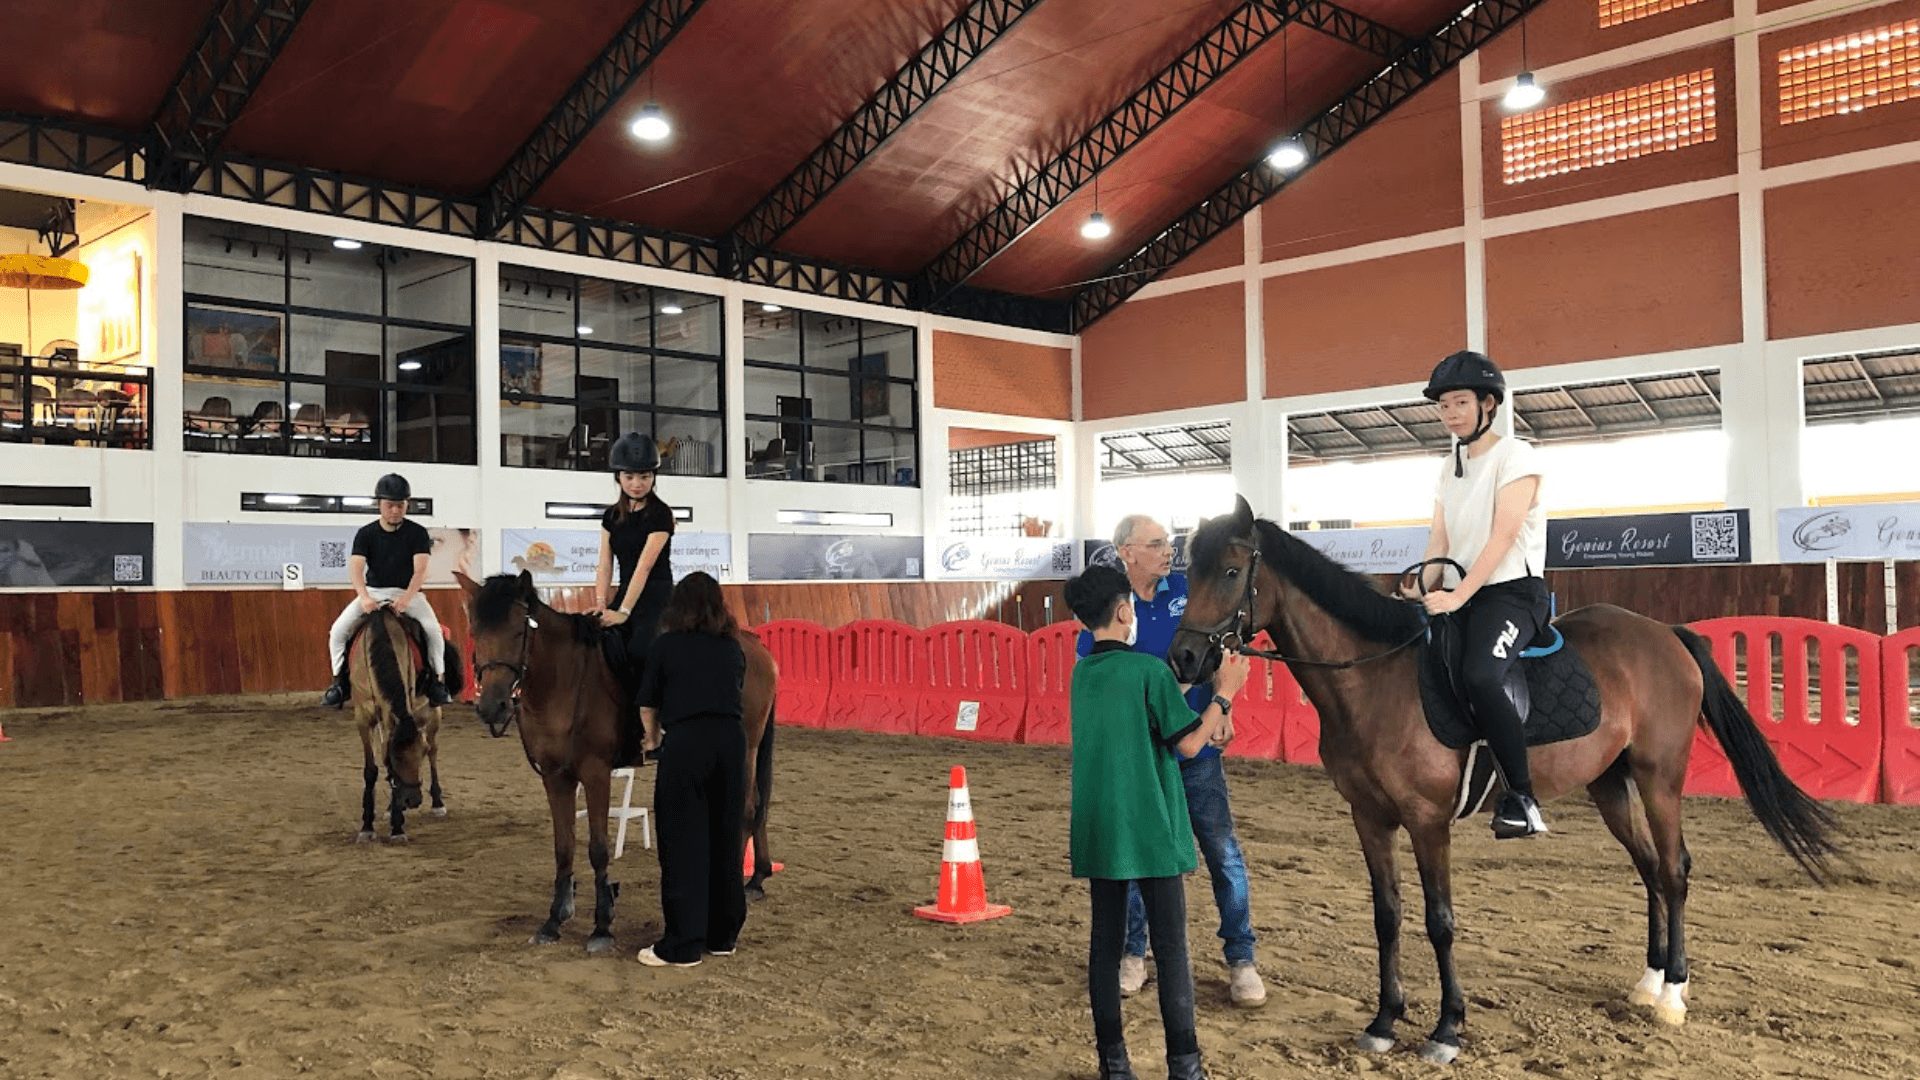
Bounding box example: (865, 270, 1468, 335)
(1125, 539, 1172, 551)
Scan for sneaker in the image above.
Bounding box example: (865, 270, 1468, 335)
(321, 677, 349, 709)
(637, 945, 701, 968)
(1229, 961, 1267, 1008)
(1119, 953, 1149, 997)
(705, 944, 737, 957)
(1492, 792, 1550, 839)
(422, 675, 452, 706)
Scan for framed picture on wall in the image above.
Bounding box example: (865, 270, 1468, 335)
(501, 340, 543, 400)
(849, 353, 888, 419)
(186, 306, 281, 374)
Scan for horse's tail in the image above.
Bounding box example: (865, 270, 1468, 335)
(1672, 625, 1839, 882)
(442, 635, 465, 699)
(751, 711, 775, 847)
(367, 611, 419, 744)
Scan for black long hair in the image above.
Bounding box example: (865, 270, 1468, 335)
(659, 571, 736, 636)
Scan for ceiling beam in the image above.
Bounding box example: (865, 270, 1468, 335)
(149, 0, 315, 192)
(0, 110, 148, 182)
(482, 0, 710, 236)
(728, 0, 1042, 255)
(1069, 0, 1545, 330)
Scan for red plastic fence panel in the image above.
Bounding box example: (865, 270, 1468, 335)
(1224, 633, 1285, 760)
(919, 620, 1028, 742)
(1882, 628, 1920, 805)
(1024, 622, 1080, 746)
(822, 620, 927, 735)
(1278, 664, 1322, 766)
(755, 620, 832, 728)
(1683, 617, 1882, 803)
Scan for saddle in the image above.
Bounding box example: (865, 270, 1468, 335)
(1417, 613, 1602, 820)
(348, 612, 450, 696)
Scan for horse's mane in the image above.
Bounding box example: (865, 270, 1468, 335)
(1188, 514, 1424, 646)
(365, 611, 419, 745)
(472, 573, 605, 646)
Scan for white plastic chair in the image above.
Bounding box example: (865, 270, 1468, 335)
(576, 767, 651, 858)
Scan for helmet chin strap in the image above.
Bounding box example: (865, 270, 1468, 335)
(1453, 403, 1495, 477)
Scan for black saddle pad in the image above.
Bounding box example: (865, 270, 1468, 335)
(1417, 621, 1602, 752)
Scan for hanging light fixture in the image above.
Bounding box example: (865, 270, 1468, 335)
(1504, 18, 1547, 111)
(630, 66, 672, 141)
(1265, 29, 1309, 172)
(1080, 174, 1112, 240)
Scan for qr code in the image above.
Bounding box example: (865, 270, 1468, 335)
(319, 541, 348, 569)
(1049, 544, 1073, 574)
(113, 555, 143, 583)
(1691, 513, 1740, 561)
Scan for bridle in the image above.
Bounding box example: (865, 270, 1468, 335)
(1186, 538, 1440, 671)
(473, 598, 537, 738)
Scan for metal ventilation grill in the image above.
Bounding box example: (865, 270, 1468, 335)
(1802, 347, 1920, 423)
(1099, 421, 1232, 479)
(1288, 369, 1723, 464)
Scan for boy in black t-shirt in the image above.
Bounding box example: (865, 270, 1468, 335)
(322, 473, 451, 707)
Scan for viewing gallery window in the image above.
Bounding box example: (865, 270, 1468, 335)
(1778, 20, 1918, 125)
(742, 305, 917, 486)
(1, 190, 153, 449)
(499, 266, 723, 476)
(948, 433, 1059, 536)
(182, 217, 476, 463)
(1501, 70, 1717, 184)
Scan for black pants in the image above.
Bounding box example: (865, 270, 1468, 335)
(1459, 576, 1551, 796)
(1090, 876, 1198, 1057)
(653, 716, 747, 963)
(622, 579, 672, 668)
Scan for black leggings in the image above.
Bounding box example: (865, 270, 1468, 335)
(1090, 876, 1197, 1056)
(621, 580, 672, 668)
(1459, 576, 1550, 796)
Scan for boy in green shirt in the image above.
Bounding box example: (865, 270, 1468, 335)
(1067, 565, 1249, 1080)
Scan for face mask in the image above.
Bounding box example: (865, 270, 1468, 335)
(1125, 598, 1140, 647)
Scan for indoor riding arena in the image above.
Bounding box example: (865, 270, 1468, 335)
(2, 1, 1918, 1078)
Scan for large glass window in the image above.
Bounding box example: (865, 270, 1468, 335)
(742, 305, 917, 485)
(498, 267, 723, 475)
(182, 217, 475, 462)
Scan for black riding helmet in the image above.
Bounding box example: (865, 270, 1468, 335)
(608, 432, 660, 474)
(374, 473, 411, 502)
(1424, 351, 1506, 476)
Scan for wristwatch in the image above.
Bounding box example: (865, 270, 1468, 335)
(1211, 694, 1233, 715)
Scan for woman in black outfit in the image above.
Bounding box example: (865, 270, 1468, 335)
(594, 433, 675, 684)
(635, 571, 748, 968)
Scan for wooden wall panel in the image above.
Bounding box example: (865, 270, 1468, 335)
(1764, 162, 1920, 340)
(1263, 245, 1467, 396)
(1080, 284, 1245, 420)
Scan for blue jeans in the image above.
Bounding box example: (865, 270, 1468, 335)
(1125, 753, 1255, 965)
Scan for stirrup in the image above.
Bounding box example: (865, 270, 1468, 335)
(1492, 794, 1549, 839)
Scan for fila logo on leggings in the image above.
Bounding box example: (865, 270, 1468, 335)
(1492, 620, 1520, 659)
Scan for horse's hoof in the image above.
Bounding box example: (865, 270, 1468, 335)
(430, 806, 448, 818)
(530, 928, 562, 946)
(1652, 982, 1689, 1026)
(1419, 1040, 1461, 1066)
(1628, 967, 1663, 1008)
(387, 833, 410, 845)
(1354, 1033, 1395, 1054)
(586, 934, 616, 956)
(355, 830, 375, 844)
(1653, 1004, 1687, 1026)
(744, 883, 767, 903)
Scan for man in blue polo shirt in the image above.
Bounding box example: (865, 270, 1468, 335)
(1078, 513, 1266, 1009)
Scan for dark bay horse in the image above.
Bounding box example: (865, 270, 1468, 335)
(347, 607, 457, 842)
(1170, 497, 1838, 1064)
(459, 570, 778, 955)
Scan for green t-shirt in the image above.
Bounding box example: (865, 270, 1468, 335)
(1069, 644, 1202, 880)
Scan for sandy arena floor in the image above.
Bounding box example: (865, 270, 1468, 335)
(0, 698, 1915, 1079)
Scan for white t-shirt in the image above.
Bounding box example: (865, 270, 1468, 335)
(1435, 436, 1546, 585)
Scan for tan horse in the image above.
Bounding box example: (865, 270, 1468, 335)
(347, 607, 449, 842)
(459, 570, 778, 955)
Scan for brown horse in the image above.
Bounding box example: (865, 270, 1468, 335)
(347, 607, 454, 842)
(458, 570, 778, 955)
(1169, 497, 1838, 1064)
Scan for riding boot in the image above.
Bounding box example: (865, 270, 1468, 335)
(1166, 1050, 1207, 1080)
(1097, 1043, 1137, 1080)
(321, 669, 349, 709)
(1492, 791, 1549, 839)
(422, 673, 452, 706)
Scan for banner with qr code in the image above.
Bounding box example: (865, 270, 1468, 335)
(1547, 510, 1750, 568)
(1777, 503, 1920, 562)
(932, 536, 1076, 579)
(0, 520, 153, 587)
(501, 529, 734, 583)
(182, 524, 481, 585)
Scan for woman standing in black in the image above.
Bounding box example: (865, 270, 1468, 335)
(594, 433, 675, 683)
(635, 571, 748, 968)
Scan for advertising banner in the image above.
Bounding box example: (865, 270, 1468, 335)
(1777, 504, 1920, 562)
(182, 524, 481, 586)
(931, 536, 1075, 579)
(500, 529, 733, 583)
(747, 533, 924, 581)
(1548, 510, 1750, 568)
(1294, 526, 1432, 574)
(0, 520, 153, 586)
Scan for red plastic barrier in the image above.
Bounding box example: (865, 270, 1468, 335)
(755, 620, 832, 728)
(919, 621, 1028, 742)
(1023, 622, 1080, 746)
(1277, 663, 1322, 766)
(1224, 633, 1285, 760)
(1683, 618, 1882, 803)
(1881, 628, 1920, 805)
(822, 620, 927, 735)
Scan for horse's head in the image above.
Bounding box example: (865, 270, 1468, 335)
(461, 569, 538, 738)
(386, 718, 426, 809)
(1171, 494, 1278, 684)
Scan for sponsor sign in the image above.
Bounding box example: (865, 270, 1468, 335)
(182, 524, 480, 586)
(500, 529, 733, 583)
(747, 533, 924, 581)
(1778, 503, 1920, 562)
(1548, 510, 1750, 568)
(0, 520, 153, 587)
(932, 536, 1075, 579)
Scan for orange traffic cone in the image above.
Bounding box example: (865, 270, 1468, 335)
(742, 838, 784, 880)
(913, 765, 1012, 924)
(0, 718, 9, 743)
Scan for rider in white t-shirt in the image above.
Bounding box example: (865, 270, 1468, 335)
(1405, 351, 1551, 839)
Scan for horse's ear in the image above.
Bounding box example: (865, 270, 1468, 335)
(1232, 493, 1255, 533)
(454, 569, 479, 597)
(517, 569, 536, 599)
